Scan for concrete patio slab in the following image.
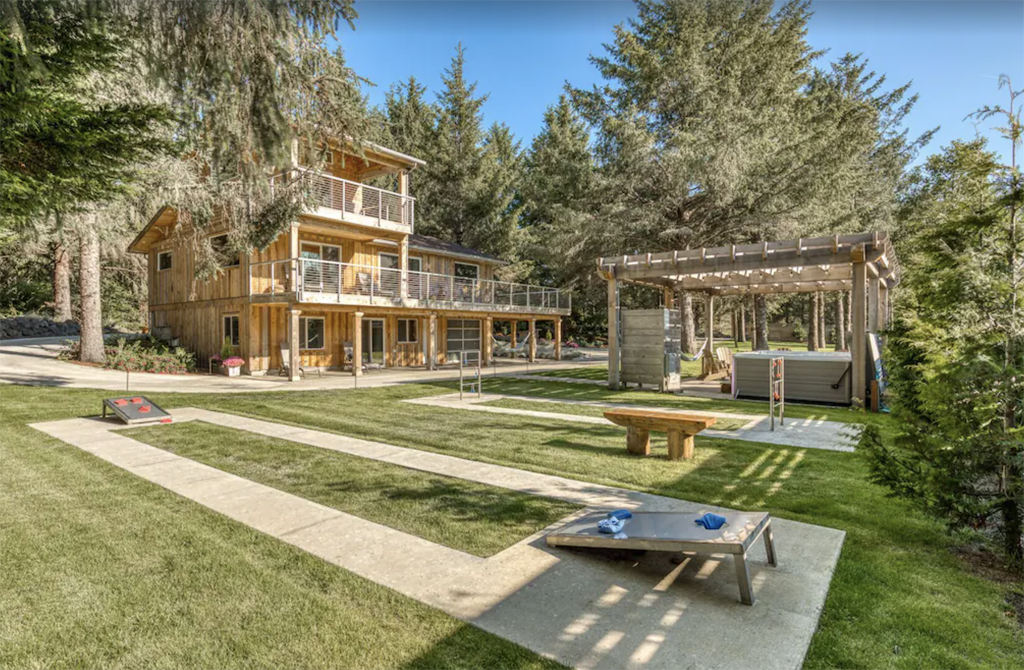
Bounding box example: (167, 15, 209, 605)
(406, 393, 858, 452)
(31, 409, 845, 670)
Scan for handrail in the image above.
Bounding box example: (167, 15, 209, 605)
(250, 257, 570, 311)
(273, 167, 416, 230)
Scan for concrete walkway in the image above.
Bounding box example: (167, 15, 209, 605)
(0, 336, 607, 393)
(33, 409, 845, 670)
(406, 393, 858, 452)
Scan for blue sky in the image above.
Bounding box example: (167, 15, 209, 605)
(336, 1, 1024, 165)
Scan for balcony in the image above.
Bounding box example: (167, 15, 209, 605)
(274, 168, 415, 233)
(249, 258, 571, 315)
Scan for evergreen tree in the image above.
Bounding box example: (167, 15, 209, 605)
(419, 43, 488, 247)
(861, 82, 1024, 564)
(468, 123, 527, 269)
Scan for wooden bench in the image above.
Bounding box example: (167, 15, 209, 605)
(603, 408, 716, 460)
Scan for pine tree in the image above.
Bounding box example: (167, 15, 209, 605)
(469, 123, 526, 268)
(419, 43, 488, 246)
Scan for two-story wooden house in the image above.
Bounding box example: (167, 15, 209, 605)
(128, 141, 570, 379)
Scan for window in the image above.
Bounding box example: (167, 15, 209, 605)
(408, 256, 422, 273)
(157, 251, 172, 271)
(379, 252, 400, 270)
(210, 234, 240, 268)
(398, 318, 418, 344)
(300, 242, 340, 262)
(454, 262, 479, 279)
(446, 319, 480, 362)
(300, 316, 325, 350)
(223, 315, 240, 347)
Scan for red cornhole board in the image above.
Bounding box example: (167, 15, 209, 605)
(102, 396, 172, 425)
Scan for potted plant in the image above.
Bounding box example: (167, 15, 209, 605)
(221, 356, 244, 377)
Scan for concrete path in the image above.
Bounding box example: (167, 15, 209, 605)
(406, 393, 858, 452)
(0, 336, 607, 394)
(33, 409, 844, 670)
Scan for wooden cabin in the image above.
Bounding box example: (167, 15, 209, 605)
(128, 140, 570, 378)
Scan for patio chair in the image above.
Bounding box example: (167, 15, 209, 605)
(279, 342, 321, 379)
(362, 351, 384, 373)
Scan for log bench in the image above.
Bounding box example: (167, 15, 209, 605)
(603, 408, 716, 460)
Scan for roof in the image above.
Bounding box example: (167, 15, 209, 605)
(360, 140, 426, 169)
(409, 234, 506, 265)
(127, 205, 176, 254)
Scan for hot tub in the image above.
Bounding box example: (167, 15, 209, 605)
(732, 351, 853, 406)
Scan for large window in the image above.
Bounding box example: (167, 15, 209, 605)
(408, 256, 422, 273)
(446, 319, 480, 362)
(300, 316, 325, 350)
(210, 234, 240, 268)
(379, 252, 399, 270)
(454, 262, 479, 279)
(397, 318, 418, 344)
(157, 251, 172, 271)
(223, 315, 240, 347)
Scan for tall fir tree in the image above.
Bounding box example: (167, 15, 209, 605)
(469, 122, 527, 270)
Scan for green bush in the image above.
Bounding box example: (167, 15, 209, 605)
(59, 336, 194, 374)
(791, 320, 807, 341)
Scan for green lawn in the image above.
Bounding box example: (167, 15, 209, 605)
(123, 420, 579, 558)
(479, 397, 751, 431)
(4, 383, 1022, 669)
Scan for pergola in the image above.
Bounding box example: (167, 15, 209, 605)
(597, 231, 900, 404)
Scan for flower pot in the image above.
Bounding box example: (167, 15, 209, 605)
(223, 366, 240, 377)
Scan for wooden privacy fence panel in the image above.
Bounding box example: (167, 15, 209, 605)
(620, 308, 681, 392)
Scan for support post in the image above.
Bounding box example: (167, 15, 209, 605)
(510, 321, 517, 348)
(554, 317, 562, 361)
(427, 313, 437, 370)
(288, 308, 301, 382)
(663, 287, 673, 309)
(246, 304, 260, 375)
(352, 312, 364, 377)
(483, 316, 493, 363)
(288, 224, 300, 295)
(877, 283, 888, 331)
(867, 274, 879, 333)
(852, 249, 867, 406)
(528, 318, 537, 362)
(608, 276, 620, 389)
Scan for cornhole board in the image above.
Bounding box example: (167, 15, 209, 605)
(102, 396, 173, 425)
(546, 511, 776, 605)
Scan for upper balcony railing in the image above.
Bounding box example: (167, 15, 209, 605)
(249, 258, 571, 314)
(274, 168, 415, 231)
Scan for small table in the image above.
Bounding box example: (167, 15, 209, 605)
(546, 511, 777, 605)
(603, 408, 716, 460)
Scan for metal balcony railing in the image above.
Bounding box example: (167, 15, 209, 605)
(273, 168, 415, 230)
(249, 258, 571, 312)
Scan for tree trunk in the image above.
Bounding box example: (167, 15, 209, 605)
(749, 297, 757, 347)
(846, 289, 853, 336)
(1003, 495, 1023, 563)
(680, 292, 696, 354)
(52, 240, 72, 321)
(78, 222, 104, 363)
(818, 292, 827, 349)
(739, 304, 746, 343)
(755, 295, 769, 351)
(732, 309, 739, 347)
(808, 292, 819, 351)
(835, 292, 847, 351)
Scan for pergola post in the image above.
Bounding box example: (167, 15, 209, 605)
(608, 275, 620, 389)
(352, 311, 364, 377)
(852, 249, 867, 406)
(867, 274, 880, 333)
(554, 317, 562, 361)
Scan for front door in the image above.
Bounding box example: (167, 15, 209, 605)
(361, 318, 385, 366)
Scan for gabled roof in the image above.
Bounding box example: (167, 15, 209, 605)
(409, 234, 506, 265)
(127, 205, 177, 254)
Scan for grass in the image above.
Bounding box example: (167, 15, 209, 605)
(4, 382, 1022, 669)
(1, 386, 563, 670)
(123, 420, 579, 558)
(479, 397, 752, 431)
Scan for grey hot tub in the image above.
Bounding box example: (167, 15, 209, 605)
(732, 351, 852, 406)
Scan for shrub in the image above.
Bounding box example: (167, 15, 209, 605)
(791, 320, 807, 341)
(59, 336, 194, 374)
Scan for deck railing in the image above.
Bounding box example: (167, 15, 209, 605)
(273, 168, 415, 230)
(249, 258, 570, 312)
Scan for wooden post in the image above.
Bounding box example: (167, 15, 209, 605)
(288, 307, 301, 382)
(528, 318, 537, 362)
(852, 249, 867, 406)
(608, 276, 620, 389)
(626, 427, 651, 456)
(878, 283, 888, 330)
(483, 316, 493, 363)
(663, 287, 673, 309)
(288, 224, 300, 295)
(246, 304, 259, 375)
(510, 321, 517, 348)
(352, 312, 364, 376)
(427, 313, 436, 370)
(554, 317, 562, 361)
(399, 235, 409, 299)
(835, 292, 847, 351)
(397, 169, 409, 196)
(867, 274, 879, 333)
(667, 431, 694, 461)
